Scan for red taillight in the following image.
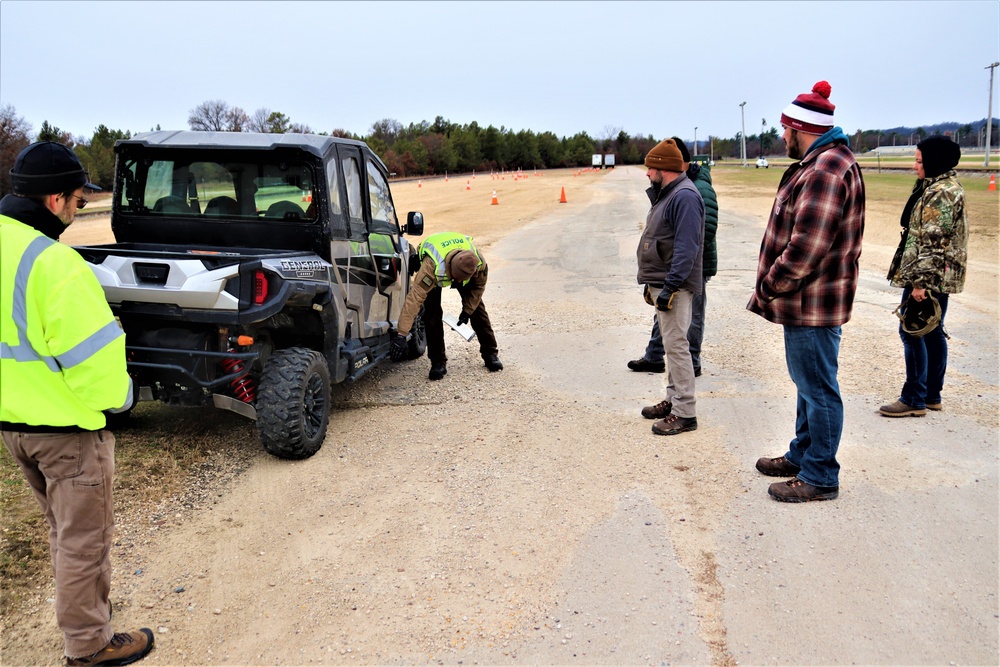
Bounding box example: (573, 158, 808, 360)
(253, 270, 269, 305)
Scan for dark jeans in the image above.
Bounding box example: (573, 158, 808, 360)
(424, 284, 498, 366)
(782, 325, 843, 489)
(644, 276, 709, 371)
(898, 287, 950, 408)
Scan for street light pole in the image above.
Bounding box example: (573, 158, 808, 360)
(984, 61, 999, 167)
(694, 127, 698, 156)
(761, 118, 766, 157)
(740, 102, 747, 168)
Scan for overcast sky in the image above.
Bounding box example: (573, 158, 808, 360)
(2, 1, 998, 143)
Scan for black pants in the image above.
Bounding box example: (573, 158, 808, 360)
(423, 284, 498, 365)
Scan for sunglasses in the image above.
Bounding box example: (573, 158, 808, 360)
(65, 194, 89, 209)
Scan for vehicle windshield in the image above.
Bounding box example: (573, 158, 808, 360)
(118, 152, 319, 223)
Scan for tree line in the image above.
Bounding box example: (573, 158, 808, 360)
(2, 100, 997, 198)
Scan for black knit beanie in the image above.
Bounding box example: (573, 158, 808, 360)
(670, 136, 691, 163)
(917, 136, 961, 179)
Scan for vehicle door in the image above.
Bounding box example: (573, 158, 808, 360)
(365, 158, 406, 326)
(333, 145, 380, 338)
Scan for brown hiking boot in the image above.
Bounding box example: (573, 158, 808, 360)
(879, 400, 926, 417)
(66, 628, 154, 666)
(767, 477, 838, 503)
(641, 399, 672, 420)
(652, 414, 697, 436)
(926, 402, 942, 411)
(755, 455, 801, 477)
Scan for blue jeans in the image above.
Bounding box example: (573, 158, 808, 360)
(643, 276, 708, 370)
(898, 287, 950, 409)
(782, 325, 843, 488)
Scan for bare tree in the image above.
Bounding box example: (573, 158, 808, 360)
(0, 104, 33, 197)
(226, 106, 250, 132)
(369, 118, 402, 147)
(599, 125, 622, 153)
(188, 100, 231, 131)
(247, 108, 272, 133)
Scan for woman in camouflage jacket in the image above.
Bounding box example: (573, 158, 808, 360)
(880, 136, 967, 417)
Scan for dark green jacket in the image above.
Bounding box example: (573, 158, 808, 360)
(688, 164, 719, 277)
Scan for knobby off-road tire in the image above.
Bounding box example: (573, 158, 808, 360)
(406, 305, 427, 360)
(256, 347, 331, 459)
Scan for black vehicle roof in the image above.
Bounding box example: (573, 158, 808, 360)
(117, 130, 382, 167)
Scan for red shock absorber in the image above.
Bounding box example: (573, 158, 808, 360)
(220, 352, 256, 403)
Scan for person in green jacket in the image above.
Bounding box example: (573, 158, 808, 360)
(0, 142, 154, 666)
(628, 137, 718, 377)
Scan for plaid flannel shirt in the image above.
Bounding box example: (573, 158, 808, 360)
(747, 140, 865, 327)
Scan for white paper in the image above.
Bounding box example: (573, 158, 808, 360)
(442, 313, 476, 341)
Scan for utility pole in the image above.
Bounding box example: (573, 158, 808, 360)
(694, 127, 698, 156)
(740, 102, 747, 168)
(985, 61, 999, 167)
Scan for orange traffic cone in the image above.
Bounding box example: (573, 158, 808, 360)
(418, 180, 422, 188)
(466, 180, 471, 191)
(989, 174, 996, 191)
(559, 187, 567, 203)
(491, 190, 499, 205)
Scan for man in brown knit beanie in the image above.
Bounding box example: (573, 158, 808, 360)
(635, 139, 705, 436)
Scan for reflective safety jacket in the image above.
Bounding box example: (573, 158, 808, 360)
(418, 233, 483, 288)
(0, 214, 130, 431)
(396, 233, 487, 337)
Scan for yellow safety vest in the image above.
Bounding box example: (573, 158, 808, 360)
(418, 233, 483, 287)
(0, 215, 129, 430)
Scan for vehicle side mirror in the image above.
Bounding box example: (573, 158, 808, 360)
(404, 211, 424, 236)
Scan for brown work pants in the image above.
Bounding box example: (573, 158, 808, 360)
(2, 429, 115, 658)
(424, 284, 498, 366)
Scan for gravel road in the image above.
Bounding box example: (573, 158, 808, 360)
(4, 166, 997, 666)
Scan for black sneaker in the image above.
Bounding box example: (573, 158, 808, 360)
(627, 358, 665, 373)
(483, 354, 503, 372)
(428, 363, 447, 381)
(652, 415, 697, 435)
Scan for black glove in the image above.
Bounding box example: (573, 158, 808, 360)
(457, 311, 470, 326)
(389, 333, 409, 361)
(656, 288, 678, 312)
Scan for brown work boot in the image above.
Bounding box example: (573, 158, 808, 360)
(767, 477, 839, 503)
(926, 402, 942, 411)
(66, 628, 154, 666)
(652, 414, 697, 436)
(641, 399, 672, 420)
(878, 400, 926, 418)
(755, 455, 801, 477)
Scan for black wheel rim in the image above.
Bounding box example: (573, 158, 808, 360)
(302, 371, 326, 439)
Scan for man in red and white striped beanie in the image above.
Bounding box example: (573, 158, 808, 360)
(748, 80, 865, 503)
(779, 81, 837, 160)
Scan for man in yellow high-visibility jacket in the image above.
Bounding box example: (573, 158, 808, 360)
(0, 142, 154, 666)
(392, 232, 502, 380)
